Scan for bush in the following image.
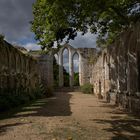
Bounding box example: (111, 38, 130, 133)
(0, 92, 29, 112)
(0, 86, 45, 112)
(0, 97, 11, 111)
(81, 83, 93, 94)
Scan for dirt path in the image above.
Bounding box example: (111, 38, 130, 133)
(0, 92, 140, 140)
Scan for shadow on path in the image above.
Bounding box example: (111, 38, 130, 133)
(94, 102, 140, 140)
(0, 123, 27, 136)
(0, 92, 72, 134)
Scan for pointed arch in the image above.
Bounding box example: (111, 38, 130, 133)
(72, 52, 80, 86)
(62, 47, 69, 87)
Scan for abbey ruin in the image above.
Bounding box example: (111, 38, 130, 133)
(56, 44, 97, 87)
(0, 22, 140, 114)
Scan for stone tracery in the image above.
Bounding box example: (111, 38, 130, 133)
(57, 44, 96, 87)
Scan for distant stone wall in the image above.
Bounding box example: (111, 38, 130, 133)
(0, 40, 40, 94)
(57, 44, 97, 87)
(91, 22, 140, 113)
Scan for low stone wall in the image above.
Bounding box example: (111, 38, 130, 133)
(91, 22, 140, 114)
(0, 40, 40, 95)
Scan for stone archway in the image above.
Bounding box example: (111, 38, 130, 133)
(58, 44, 80, 87)
(56, 44, 97, 87)
(72, 52, 80, 86)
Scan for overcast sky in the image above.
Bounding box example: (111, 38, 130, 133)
(0, 0, 97, 50)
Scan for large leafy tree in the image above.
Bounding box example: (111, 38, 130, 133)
(32, 0, 140, 49)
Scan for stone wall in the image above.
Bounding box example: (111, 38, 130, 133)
(35, 54, 54, 95)
(0, 40, 40, 95)
(29, 51, 54, 95)
(78, 48, 97, 85)
(91, 22, 140, 113)
(57, 44, 97, 87)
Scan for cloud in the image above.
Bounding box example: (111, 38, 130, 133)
(0, 0, 97, 50)
(0, 0, 35, 42)
(63, 60, 79, 72)
(13, 42, 41, 51)
(63, 51, 79, 72)
(70, 32, 97, 48)
(23, 43, 41, 50)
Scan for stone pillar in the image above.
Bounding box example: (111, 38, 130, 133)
(37, 54, 54, 93)
(58, 52, 64, 87)
(69, 51, 74, 87)
(79, 53, 82, 86)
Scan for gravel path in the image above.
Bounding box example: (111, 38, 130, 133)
(0, 92, 140, 140)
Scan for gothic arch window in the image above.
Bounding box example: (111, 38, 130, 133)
(72, 52, 80, 86)
(62, 48, 69, 86)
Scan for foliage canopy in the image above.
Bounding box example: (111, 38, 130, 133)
(32, 0, 140, 49)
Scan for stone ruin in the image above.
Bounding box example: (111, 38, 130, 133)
(55, 44, 97, 87)
(0, 40, 40, 95)
(0, 22, 140, 114)
(91, 22, 140, 113)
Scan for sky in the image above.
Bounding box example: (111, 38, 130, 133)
(0, 0, 97, 73)
(0, 0, 97, 50)
(62, 49, 79, 73)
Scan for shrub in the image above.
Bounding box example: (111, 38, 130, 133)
(0, 97, 11, 111)
(0, 92, 29, 112)
(81, 83, 93, 94)
(0, 85, 45, 112)
(46, 87, 53, 97)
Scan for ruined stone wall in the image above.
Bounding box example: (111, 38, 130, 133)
(57, 44, 97, 87)
(0, 40, 40, 94)
(78, 48, 97, 85)
(92, 49, 111, 97)
(36, 54, 54, 94)
(92, 22, 140, 113)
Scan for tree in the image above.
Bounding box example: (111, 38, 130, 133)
(32, 0, 140, 49)
(63, 69, 69, 87)
(74, 72, 79, 86)
(53, 56, 70, 87)
(0, 34, 4, 43)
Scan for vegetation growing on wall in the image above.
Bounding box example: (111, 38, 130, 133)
(0, 34, 4, 43)
(0, 40, 45, 112)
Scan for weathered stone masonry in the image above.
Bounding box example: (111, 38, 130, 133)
(91, 22, 140, 113)
(57, 44, 97, 87)
(1, 22, 140, 114)
(29, 44, 97, 91)
(32, 53, 54, 94)
(0, 40, 40, 94)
